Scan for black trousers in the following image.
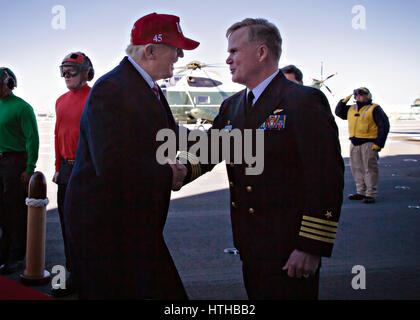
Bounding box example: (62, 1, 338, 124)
(242, 259, 320, 300)
(0, 152, 28, 264)
(57, 159, 74, 271)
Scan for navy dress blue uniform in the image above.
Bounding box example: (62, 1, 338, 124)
(186, 71, 344, 299)
(64, 57, 187, 299)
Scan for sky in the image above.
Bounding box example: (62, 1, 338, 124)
(2, 0, 420, 116)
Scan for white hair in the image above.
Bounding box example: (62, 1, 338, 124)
(125, 44, 146, 60)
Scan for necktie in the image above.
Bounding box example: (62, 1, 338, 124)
(246, 90, 254, 115)
(152, 83, 160, 100)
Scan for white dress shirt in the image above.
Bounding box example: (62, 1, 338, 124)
(127, 55, 155, 89)
(246, 69, 280, 106)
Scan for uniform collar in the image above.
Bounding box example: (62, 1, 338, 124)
(246, 69, 280, 105)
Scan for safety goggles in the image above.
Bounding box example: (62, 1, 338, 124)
(60, 65, 81, 78)
(353, 89, 369, 96)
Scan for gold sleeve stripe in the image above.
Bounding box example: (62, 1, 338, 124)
(177, 151, 201, 180)
(300, 226, 336, 239)
(301, 221, 337, 233)
(299, 231, 335, 244)
(302, 215, 338, 227)
(178, 151, 199, 165)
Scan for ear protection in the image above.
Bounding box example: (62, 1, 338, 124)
(83, 54, 95, 81)
(0, 67, 17, 89)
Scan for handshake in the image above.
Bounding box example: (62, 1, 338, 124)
(167, 160, 188, 191)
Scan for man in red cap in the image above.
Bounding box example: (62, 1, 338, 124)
(51, 52, 94, 297)
(64, 13, 199, 299)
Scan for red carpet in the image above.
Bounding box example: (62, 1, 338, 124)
(0, 276, 54, 300)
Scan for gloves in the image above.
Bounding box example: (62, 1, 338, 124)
(342, 94, 352, 104)
(372, 144, 381, 151)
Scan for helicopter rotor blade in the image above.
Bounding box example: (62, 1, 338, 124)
(201, 68, 230, 98)
(325, 85, 334, 96)
(175, 67, 189, 75)
(203, 63, 226, 67)
(325, 72, 337, 81)
(204, 64, 228, 68)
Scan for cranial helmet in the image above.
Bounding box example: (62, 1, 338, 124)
(0, 67, 17, 89)
(60, 52, 94, 81)
(353, 87, 372, 101)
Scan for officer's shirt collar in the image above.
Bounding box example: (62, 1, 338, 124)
(246, 69, 280, 105)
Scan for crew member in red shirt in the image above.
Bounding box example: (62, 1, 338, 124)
(52, 52, 94, 296)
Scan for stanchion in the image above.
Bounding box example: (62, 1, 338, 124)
(20, 172, 51, 286)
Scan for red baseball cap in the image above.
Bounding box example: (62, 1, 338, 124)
(131, 13, 199, 50)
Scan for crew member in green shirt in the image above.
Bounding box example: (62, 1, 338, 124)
(0, 67, 39, 275)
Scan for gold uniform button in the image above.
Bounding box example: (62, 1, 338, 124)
(247, 163, 254, 168)
(231, 202, 236, 208)
(230, 182, 234, 188)
(246, 186, 252, 192)
(248, 208, 255, 214)
(230, 162, 234, 167)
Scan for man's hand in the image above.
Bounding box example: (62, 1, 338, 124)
(20, 172, 33, 185)
(372, 144, 381, 151)
(52, 172, 59, 184)
(282, 249, 320, 279)
(342, 94, 353, 104)
(169, 160, 187, 191)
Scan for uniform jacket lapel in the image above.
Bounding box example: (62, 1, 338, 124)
(232, 91, 247, 129)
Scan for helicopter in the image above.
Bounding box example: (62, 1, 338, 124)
(310, 62, 337, 96)
(159, 61, 242, 124)
(411, 96, 420, 114)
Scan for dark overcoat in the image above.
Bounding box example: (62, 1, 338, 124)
(64, 57, 187, 299)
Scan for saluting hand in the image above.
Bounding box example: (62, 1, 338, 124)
(282, 249, 320, 279)
(342, 94, 353, 104)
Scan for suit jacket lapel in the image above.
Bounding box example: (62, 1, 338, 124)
(120, 57, 169, 129)
(231, 90, 247, 129)
(244, 71, 290, 129)
(158, 87, 178, 131)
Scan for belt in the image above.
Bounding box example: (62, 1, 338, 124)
(0, 151, 26, 160)
(63, 159, 75, 165)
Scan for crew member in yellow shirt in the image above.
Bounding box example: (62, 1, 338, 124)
(335, 87, 390, 204)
